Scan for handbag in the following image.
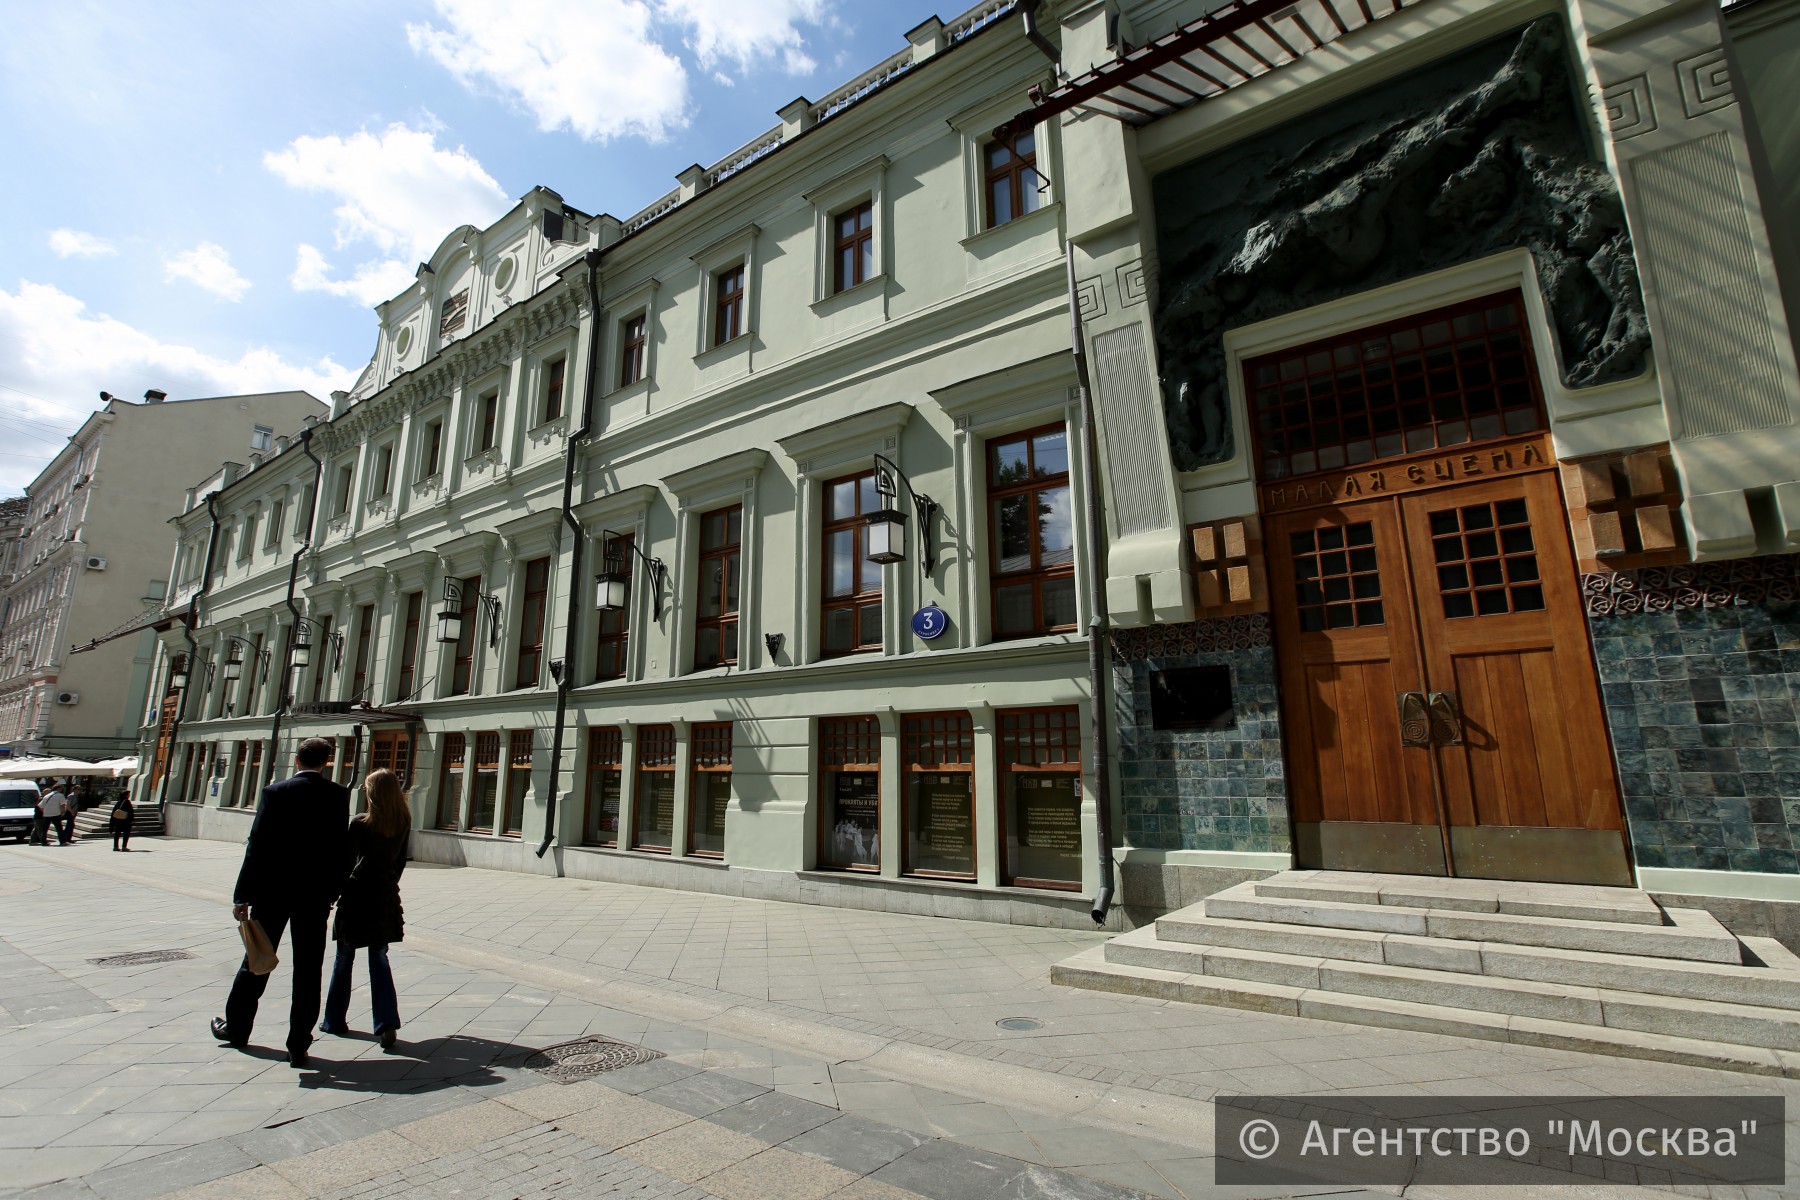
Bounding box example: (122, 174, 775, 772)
(111, 804, 129, 821)
(238, 918, 279, 975)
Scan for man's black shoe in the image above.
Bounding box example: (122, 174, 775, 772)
(288, 1050, 309, 1068)
(378, 1027, 397, 1051)
(209, 1017, 245, 1049)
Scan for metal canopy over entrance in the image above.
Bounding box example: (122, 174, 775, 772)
(993, 0, 1426, 140)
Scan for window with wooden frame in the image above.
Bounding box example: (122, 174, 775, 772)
(903, 713, 975, 880)
(449, 575, 480, 696)
(350, 604, 376, 701)
(818, 716, 880, 871)
(514, 557, 550, 689)
(584, 727, 622, 846)
(464, 731, 501, 831)
(619, 314, 647, 387)
(394, 591, 423, 701)
(689, 722, 732, 858)
(477, 390, 499, 453)
(713, 264, 745, 347)
(984, 130, 1042, 228)
(832, 201, 873, 293)
(265, 502, 283, 549)
(223, 743, 244, 808)
(424, 420, 444, 478)
(542, 357, 566, 424)
(822, 472, 882, 657)
(238, 516, 258, 561)
(1246, 291, 1544, 481)
(372, 444, 394, 498)
(370, 728, 411, 790)
(244, 741, 263, 804)
(241, 632, 264, 715)
(436, 733, 466, 829)
(694, 506, 741, 669)
(502, 730, 530, 837)
(633, 724, 676, 852)
(334, 463, 355, 515)
(998, 706, 1082, 890)
(309, 615, 334, 703)
(595, 534, 631, 682)
(989, 425, 1076, 639)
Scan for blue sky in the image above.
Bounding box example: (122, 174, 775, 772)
(0, 0, 951, 495)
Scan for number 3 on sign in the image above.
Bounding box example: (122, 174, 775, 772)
(911, 604, 948, 641)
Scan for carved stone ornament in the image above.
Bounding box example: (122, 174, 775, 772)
(1110, 613, 1271, 661)
(1583, 554, 1800, 616)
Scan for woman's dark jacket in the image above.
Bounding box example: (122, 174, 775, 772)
(108, 797, 134, 828)
(333, 817, 408, 947)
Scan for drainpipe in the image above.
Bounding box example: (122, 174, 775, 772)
(1065, 243, 1116, 925)
(161, 491, 226, 811)
(1020, 0, 1060, 64)
(537, 250, 605, 865)
(266, 427, 323, 787)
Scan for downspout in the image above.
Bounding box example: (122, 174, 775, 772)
(537, 250, 605, 864)
(1021, 0, 1060, 64)
(161, 491, 226, 811)
(266, 427, 324, 787)
(1066, 243, 1116, 925)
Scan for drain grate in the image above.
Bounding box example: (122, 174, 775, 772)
(996, 1016, 1044, 1031)
(521, 1036, 665, 1083)
(88, 950, 196, 967)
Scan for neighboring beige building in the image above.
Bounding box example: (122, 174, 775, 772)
(0, 390, 326, 759)
(0, 497, 28, 592)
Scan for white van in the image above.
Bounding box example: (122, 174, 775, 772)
(0, 779, 42, 841)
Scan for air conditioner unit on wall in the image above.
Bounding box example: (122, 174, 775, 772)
(84, 556, 106, 571)
(55, 691, 78, 705)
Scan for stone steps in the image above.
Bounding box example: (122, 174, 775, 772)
(1056, 869, 1800, 1078)
(73, 807, 165, 839)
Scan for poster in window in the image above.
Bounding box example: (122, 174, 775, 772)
(636, 772, 674, 850)
(693, 773, 730, 856)
(1008, 774, 1081, 884)
(908, 773, 974, 877)
(827, 771, 879, 869)
(588, 769, 620, 844)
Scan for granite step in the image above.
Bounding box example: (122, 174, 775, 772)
(1255, 869, 1666, 925)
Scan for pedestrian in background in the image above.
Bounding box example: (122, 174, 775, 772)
(210, 737, 351, 1068)
(30, 779, 56, 844)
(41, 781, 71, 845)
(110, 791, 135, 851)
(321, 768, 410, 1050)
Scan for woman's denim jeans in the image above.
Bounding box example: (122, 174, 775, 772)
(322, 943, 400, 1034)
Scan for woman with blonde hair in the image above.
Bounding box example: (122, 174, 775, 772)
(320, 768, 410, 1049)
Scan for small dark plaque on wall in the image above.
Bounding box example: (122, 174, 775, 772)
(1150, 665, 1235, 731)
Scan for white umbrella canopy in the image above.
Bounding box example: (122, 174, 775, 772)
(92, 756, 140, 777)
(0, 756, 103, 779)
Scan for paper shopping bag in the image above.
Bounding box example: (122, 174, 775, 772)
(238, 918, 279, 975)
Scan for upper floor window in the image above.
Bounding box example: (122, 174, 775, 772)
(394, 591, 423, 702)
(424, 419, 444, 478)
(595, 533, 631, 682)
(333, 464, 354, 516)
(514, 557, 550, 689)
(985, 131, 1042, 228)
(620, 315, 647, 387)
(822, 472, 882, 657)
(439, 289, 469, 339)
(371, 445, 394, 499)
(251, 425, 273, 452)
(265, 502, 283, 548)
(695, 506, 741, 669)
(448, 574, 480, 696)
(713, 265, 745, 347)
(310, 615, 334, 703)
(295, 486, 314, 535)
(833, 202, 874, 293)
(238, 515, 258, 561)
(989, 425, 1076, 639)
(350, 603, 375, 701)
(542, 358, 566, 424)
(477, 391, 499, 453)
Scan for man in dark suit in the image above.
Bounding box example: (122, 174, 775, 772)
(211, 737, 351, 1067)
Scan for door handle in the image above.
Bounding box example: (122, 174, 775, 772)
(1427, 691, 1464, 745)
(1397, 692, 1430, 747)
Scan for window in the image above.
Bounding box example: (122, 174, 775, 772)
(695, 507, 741, 669)
(424, 419, 444, 478)
(477, 391, 499, 453)
(833, 202, 874, 293)
(542, 357, 566, 423)
(467, 731, 501, 831)
(295, 486, 314, 535)
(238, 516, 257, 561)
(371, 445, 393, 498)
(449, 575, 480, 695)
(265, 502, 283, 548)
(251, 425, 273, 452)
(690, 722, 732, 858)
(334, 464, 354, 516)
(243, 632, 264, 715)
(904, 713, 975, 880)
(502, 730, 530, 837)
(595, 534, 631, 682)
(584, 727, 622, 846)
(984, 131, 1042, 228)
(370, 729, 411, 791)
(514, 557, 550, 689)
(350, 604, 376, 700)
(309, 615, 333, 703)
(989, 425, 1076, 639)
(436, 733, 465, 829)
(999, 706, 1082, 889)
(242, 742, 264, 805)
(394, 591, 423, 701)
(619, 314, 647, 387)
(713, 265, 745, 347)
(822, 472, 882, 656)
(439, 289, 469, 339)
(633, 725, 676, 852)
(819, 716, 880, 871)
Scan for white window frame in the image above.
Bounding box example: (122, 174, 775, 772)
(806, 156, 890, 309)
(690, 224, 759, 363)
(662, 450, 768, 677)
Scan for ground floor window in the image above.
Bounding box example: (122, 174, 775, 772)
(903, 712, 975, 880)
(466, 733, 501, 831)
(690, 722, 732, 858)
(437, 733, 465, 829)
(634, 725, 676, 852)
(369, 729, 411, 791)
(242, 741, 264, 806)
(999, 707, 1083, 890)
(819, 716, 880, 871)
(584, 727, 622, 847)
(502, 731, 531, 837)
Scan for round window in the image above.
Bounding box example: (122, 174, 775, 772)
(494, 256, 517, 293)
(394, 326, 413, 358)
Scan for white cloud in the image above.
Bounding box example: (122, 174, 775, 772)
(658, 0, 825, 73)
(0, 280, 354, 488)
(290, 245, 418, 307)
(163, 242, 251, 302)
(48, 229, 116, 259)
(265, 123, 510, 307)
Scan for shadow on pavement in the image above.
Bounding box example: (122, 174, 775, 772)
(290, 1033, 534, 1095)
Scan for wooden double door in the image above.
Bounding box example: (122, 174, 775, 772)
(1267, 463, 1631, 885)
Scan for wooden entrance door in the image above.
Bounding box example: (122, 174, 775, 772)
(1268, 454, 1630, 885)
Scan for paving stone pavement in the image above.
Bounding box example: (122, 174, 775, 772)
(2, 835, 1796, 1198)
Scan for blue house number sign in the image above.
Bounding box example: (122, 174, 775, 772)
(911, 604, 948, 641)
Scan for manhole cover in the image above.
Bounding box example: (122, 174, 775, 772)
(88, 950, 196, 967)
(996, 1017, 1043, 1031)
(521, 1036, 664, 1082)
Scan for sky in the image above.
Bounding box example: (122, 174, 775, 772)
(0, 0, 953, 497)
